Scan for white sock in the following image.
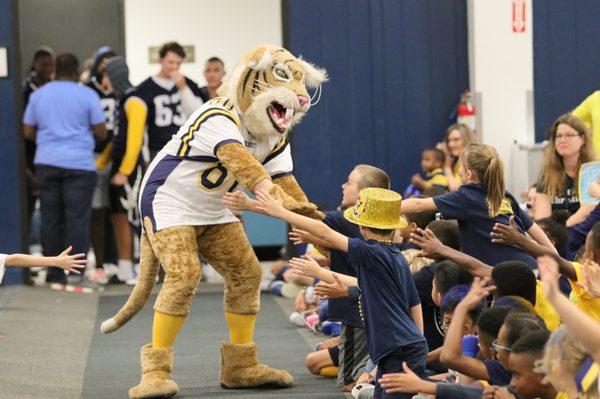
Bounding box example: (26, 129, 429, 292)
(117, 259, 134, 281)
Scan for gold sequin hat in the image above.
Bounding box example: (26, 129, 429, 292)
(343, 188, 407, 229)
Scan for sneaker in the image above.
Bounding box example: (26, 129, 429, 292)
(268, 281, 284, 296)
(352, 383, 375, 399)
(305, 314, 320, 332)
(87, 268, 109, 285)
(125, 277, 137, 286)
(289, 312, 306, 327)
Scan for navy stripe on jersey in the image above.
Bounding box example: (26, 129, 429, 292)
(177, 108, 240, 157)
(213, 139, 243, 157)
(271, 171, 293, 179)
(262, 139, 288, 165)
(140, 155, 182, 232)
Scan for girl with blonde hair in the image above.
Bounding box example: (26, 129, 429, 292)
(438, 123, 477, 192)
(536, 327, 599, 399)
(536, 114, 596, 226)
(402, 143, 554, 268)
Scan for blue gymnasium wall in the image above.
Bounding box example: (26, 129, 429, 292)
(285, 0, 469, 209)
(0, 0, 24, 284)
(533, 0, 600, 142)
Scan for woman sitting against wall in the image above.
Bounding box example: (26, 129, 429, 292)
(535, 114, 596, 226)
(437, 123, 476, 192)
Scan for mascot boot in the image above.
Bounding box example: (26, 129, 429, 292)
(129, 344, 179, 399)
(220, 342, 293, 388)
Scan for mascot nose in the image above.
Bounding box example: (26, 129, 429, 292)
(298, 95, 309, 107)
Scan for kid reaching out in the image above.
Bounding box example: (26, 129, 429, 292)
(401, 143, 554, 269)
(250, 187, 428, 399)
(0, 246, 86, 283)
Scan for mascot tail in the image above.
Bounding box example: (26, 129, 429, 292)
(100, 232, 160, 334)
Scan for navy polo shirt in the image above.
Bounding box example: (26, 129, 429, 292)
(348, 238, 426, 363)
(484, 359, 512, 386)
(433, 184, 537, 269)
(323, 211, 363, 328)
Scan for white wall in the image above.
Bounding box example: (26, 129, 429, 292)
(124, 0, 282, 85)
(468, 0, 536, 196)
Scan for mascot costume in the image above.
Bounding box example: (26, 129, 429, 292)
(100, 45, 327, 399)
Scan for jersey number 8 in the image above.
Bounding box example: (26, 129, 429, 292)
(199, 163, 228, 190)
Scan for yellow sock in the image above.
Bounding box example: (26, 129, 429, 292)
(225, 311, 256, 344)
(319, 366, 339, 378)
(152, 311, 185, 349)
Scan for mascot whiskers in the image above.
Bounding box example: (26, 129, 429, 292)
(100, 44, 327, 399)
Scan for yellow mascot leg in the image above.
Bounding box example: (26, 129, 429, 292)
(153, 311, 186, 349)
(225, 311, 256, 344)
(197, 222, 294, 388)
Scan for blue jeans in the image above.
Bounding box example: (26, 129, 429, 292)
(374, 341, 429, 399)
(36, 165, 96, 283)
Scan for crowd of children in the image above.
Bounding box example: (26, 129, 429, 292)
(224, 119, 600, 399)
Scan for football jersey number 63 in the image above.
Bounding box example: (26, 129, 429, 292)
(154, 94, 186, 127)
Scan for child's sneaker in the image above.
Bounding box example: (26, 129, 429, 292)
(305, 314, 320, 332)
(268, 280, 285, 296)
(87, 268, 109, 285)
(289, 312, 306, 327)
(352, 383, 375, 399)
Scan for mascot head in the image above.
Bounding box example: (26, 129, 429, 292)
(218, 45, 327, 139)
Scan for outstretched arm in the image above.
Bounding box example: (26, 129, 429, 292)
(491, 216, 576, 280)
(439, 278, 496, 380)
(400, 197, 437, 214)
(217, 143, 320, 217)
(538, 256, 600, 363)
(5, 246, 86, 274)
(273, 174, 324, 220)
(410, 228, 492, 277)
(253, 190, 349, 253)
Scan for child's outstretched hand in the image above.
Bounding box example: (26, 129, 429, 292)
(538, 255, 560, 301)
(379, 362, 426, 394)
(289, 228, 312, 245)
(223, 191, 255, 212)
(578, 261, 600, 298)
(289, 254, 322, 278)
(490, 216, 523, 245)
(410, 228, 444, 259)
(254, 190, 284, 217)
(314, 273, 348, 300)
(53, 246, 86, 274)
(458, 277, 495, 311)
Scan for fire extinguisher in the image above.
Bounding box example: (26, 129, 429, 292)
(457, 90, 476, 132)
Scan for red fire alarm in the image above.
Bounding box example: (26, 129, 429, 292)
(512, 0, 526, 33)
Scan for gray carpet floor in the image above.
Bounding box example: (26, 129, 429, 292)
(82, 290, 345, 399)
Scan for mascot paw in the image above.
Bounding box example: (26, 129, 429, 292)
(100, 317, 119, 334)
(220, 342, 294, 389)
(129, 344, 179, 399)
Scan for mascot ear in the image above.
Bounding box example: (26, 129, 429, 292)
(298, 58, 328, 88)
(249, 47, 273, 72)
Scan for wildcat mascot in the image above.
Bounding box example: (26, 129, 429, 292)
(100, 45, 327, 398)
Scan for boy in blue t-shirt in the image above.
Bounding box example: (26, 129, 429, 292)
(250, 187, 428, 399)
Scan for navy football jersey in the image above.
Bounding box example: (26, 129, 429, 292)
(135, 76, 203, 153)
(112, 87, 139, 164)
(86, 77, 116, 153)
